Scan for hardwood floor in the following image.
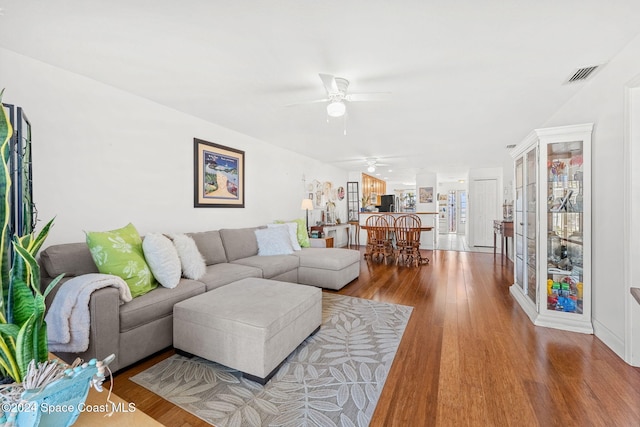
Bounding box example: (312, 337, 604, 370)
(110, 248, 640, 426)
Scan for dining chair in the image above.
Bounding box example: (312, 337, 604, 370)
(394, 214, 424, 266)
(364, 215, 394, 264)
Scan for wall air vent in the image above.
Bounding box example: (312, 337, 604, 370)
(506, 144, 516, 149)
(565, 65, 600, 84)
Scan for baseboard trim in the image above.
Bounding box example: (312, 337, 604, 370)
(592, 318, 626, 361)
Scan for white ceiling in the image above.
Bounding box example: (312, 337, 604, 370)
(1, 1, 639, 186)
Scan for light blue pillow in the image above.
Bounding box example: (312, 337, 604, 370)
(255, 227, 294, 256)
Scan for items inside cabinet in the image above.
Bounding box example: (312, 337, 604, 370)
(546, 141, 584, 314)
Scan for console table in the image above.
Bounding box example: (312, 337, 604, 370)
(493, 220, 513, 258)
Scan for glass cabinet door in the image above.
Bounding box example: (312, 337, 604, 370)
(525, 146, 537, 304)
(546, 141, 584, 314)
(514, 158, 524, 291)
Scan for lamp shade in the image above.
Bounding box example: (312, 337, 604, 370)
(326, 101, 346, 117)
(301, 199, 314, 210)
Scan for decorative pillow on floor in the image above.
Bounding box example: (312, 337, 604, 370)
(255, 226, 294, 256)
(85, 223, 157, 298)
(170, 234, 206, 280)
(142, 233, 181, 288)
(267, 222, 301, 251)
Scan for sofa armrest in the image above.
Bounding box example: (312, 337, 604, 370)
(50, 287, 123, 372)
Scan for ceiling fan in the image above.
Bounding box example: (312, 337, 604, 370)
(286, 73, 390, 119)
(365, 158, 392, 173)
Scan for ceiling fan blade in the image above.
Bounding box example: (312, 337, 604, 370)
(345, 92, 391, 102)
(283, 98, 329, 107)
(319, 73, 339, 94)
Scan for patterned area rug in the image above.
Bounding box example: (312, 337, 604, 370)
(131, 293, 412, 427)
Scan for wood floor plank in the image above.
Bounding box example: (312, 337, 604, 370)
(111, 248, 640, 426)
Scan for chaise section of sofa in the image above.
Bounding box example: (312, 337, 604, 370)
(294, 247, 360, 290)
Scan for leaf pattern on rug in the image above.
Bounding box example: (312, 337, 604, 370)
(131, 293, 412, 427)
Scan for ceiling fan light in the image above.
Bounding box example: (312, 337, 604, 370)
(367, 165, 376, 173)
(327, 101, 346, 117)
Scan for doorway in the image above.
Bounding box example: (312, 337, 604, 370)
(470, 178, 498, 247)
(444, 190, 467, 234)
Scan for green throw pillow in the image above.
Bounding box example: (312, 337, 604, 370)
(275, 219, 310, 248)
(290, 218, 310, 248)
(86, 223, 158, 298)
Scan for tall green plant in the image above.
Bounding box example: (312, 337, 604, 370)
(0, 90, 62, 383)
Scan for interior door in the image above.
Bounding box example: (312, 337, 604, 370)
(471, 179, 497, 246)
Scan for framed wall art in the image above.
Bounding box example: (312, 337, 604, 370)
(419, 186, 433, 203)
(194, 138, 245, 208)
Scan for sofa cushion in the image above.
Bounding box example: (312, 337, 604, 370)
(85, 223, 157, 298)
(119, 278, 205, 332)
(219, 227, 260, 261)
(198, 262, 263, 292)
(41, 242, 99, 278)
(188, 230, 228, 265)
(232, 254, 299, 279)
(294, 248, 361, 270)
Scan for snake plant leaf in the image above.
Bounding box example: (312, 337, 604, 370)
(24, 217, 55, 257)
(15, 236, 42, 293)
(0, 323, 19, 338)
(0, 89, 13, 320)
(9, 242, 38, 326)
(43, 273, 65, 299)
(0, 335, 19, 381)
(15, 313, 36, 382)
(33, 294, 47, 363)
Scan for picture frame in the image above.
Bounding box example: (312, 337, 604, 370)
(194, 138, 245, 208)
(419, 186, 433, 203)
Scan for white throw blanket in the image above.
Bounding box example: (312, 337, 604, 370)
(46, 273, 132, 353)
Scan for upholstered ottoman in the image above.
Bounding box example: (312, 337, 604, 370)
(173, 277, 322, 384)
(295, 248, 360, 290)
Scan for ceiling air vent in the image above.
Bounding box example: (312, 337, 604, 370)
(565, 65, 600, 84)
(506, 144, 516, 149)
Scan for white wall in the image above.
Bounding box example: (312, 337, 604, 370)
(0, 48, 348, 246)
(541, 34, 640, 358)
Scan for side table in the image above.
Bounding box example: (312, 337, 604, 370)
(309, 237, 334, 248)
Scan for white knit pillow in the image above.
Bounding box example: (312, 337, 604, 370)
(255, 227, 294, 256)
(142, 233, 182, 288)
(267, 222, 301, 251)
(170, 234, 206, 280)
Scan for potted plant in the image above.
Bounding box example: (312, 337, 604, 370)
(360, 193, 369, 212)
(0, 90, 111, 426)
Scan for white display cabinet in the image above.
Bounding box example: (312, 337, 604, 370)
(510, 123, 593, 334)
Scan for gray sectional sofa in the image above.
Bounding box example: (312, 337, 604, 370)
(39, 226, 360, 372)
